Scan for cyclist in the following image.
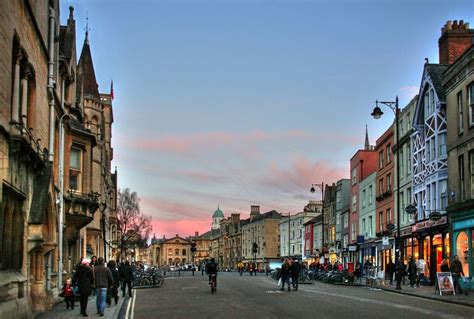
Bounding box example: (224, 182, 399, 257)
(206, 258, 218, 289)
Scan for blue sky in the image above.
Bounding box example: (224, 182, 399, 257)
(61, 0, 473, 237)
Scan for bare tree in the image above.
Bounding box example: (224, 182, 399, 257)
(117, 188, 152, 260)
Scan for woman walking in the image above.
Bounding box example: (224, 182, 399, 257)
(280, 259, 292, 292)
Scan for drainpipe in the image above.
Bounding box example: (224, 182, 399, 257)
(47, 6, 56, 162)
(58, 113, 69, 289)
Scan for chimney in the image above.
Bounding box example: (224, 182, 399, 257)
(195, 231, 199, 237)
(439, 20, 473, 65)
(250, 205, 260, 221)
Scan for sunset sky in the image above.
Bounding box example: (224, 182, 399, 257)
(61, 0, 473, 238)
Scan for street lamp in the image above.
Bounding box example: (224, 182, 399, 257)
(371, 96, 402, 290)
(310, 183, 324, 254)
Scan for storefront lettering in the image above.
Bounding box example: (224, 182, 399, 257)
(414, 216, 447, 232)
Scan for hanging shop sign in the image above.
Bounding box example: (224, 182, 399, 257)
(405, 204, 417, 215)
(429, 211, 442, 221)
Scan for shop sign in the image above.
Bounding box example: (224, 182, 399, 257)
(382, 237, 389, 246)
(414, 216, 447, 232)
(436, 272, 455, 296)
(405, 204, 417, 215)
(429, 211, 442, 221)
(348, 245, 358, 252)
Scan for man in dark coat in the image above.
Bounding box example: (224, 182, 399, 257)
(107, 260, 120, 306)
(408, 257, 417, 288)
(120, 260, 134, 297)
(94, 257, 114, 316)
(386, 260, 395, 285)
(73, 259, 94, 317)
(290, 259, 301, 291)
(451, 255, 465, 294)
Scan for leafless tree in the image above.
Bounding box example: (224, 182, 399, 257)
(117, 188, 152, 260)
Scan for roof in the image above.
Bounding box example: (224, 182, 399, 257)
(59, 8, 76, 61)
(77, 31, 100, 100)
(303, 215, 322, 226)
(425, 64, 449, 103)
(212, 206, 224, 218)
(244, 210, 281, 224)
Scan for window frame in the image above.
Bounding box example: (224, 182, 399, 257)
(69, 145, 83, 192)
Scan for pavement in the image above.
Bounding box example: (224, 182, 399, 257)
(34, 293, 126, 319)
(373, 281, 474, 307)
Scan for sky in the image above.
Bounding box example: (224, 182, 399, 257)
(61, 0, 473, 238)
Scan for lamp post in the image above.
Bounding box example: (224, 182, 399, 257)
(310, 183, 324, 255)
(371, 96, 402, 290)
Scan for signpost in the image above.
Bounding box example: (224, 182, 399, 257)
(437, 272, 455, 295)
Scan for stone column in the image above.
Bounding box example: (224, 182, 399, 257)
(20, 67, 29, 126)
(11, 50, 22, 128)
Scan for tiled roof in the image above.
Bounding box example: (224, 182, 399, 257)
(77, 32, 100, 100)
(425, 64, 449, 103)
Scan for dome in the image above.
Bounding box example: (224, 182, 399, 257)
(212, 206, 224, 218)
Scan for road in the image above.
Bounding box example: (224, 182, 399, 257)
(126, 272, 474, 319)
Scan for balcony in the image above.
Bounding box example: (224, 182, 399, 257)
(65, 190, 100, 230)
(375, 189, 392, 202)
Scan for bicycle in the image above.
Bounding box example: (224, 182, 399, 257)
(210, 274, 217, 294)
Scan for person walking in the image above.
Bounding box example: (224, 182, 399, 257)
(120, 260, 134, 297)
(280, 259, 292, 292)
(386, 260, 395, 285)
(94, 257, 114, 317)
(237, 261, 244, 276)
(61, 277, 75, 310)
(408, 257, 417, 288)
(440, 258, 450, 272)
(290, 259, 301, 291)
(106, 260, 120, 306)
(416, 257, 426, 287)
(73, 258, 93, 317)
(451, 255, 465, 294)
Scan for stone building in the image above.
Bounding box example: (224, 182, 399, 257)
(242, 207, 281, 269)
(219, 213, 245, 269)
(0, 2, 117, 317)
(443, 22, 474, 277)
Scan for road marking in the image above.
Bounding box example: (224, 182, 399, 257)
(182, 287, 198, 289)
(131, 290, 136, 319)
(266, 290, 284, 294)
(125, 290, 137, 319)
(301, 288, 465, 319)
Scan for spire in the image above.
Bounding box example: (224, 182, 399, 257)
(77, 15, 100, 101)
(364, 124, 370, 150)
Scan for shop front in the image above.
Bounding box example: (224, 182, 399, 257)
(358, 241, 376, 267)
(412, 216, 450, 283)
(451, 210, 474, 277)
(375, 237, 394, 272)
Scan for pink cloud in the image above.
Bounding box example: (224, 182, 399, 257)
(261, 157, 349, 196)
(141, 196, 211, 221)
(178, 170, 229, 183)
(150, 219, 211, 239)
(117, 130, 313, 155)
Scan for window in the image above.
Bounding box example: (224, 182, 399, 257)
(182, 249, 186, 255)
(362, 218, 366, 237)
(379, 151, 384, 168)
(379, 178, 384, 195)
(369, 216, 373, 237)
(386, 208, 391, 223)
(468, 83, 474, 126)
(458, 91, 464, 134)
(362, 189, 366, 207)
(387, 144, 392, 162)
(400, 149, 404, 177)
(407, 187, 412, 206)
(369, 185, 373, 204)
(430, 138, 435, 162)
(439, 133, 447, 157)
(406, 113, 410, 132)
(427, 184, 431, 211)
(175, 249, 179, 255)
(439, 180, 448, 210)
(352, 168, 357, 185)
(407, 144, 411, 176)
(337, 191, 341, 203)
(470, 152, 474, 199)
(351, 222, 356, 241)
(459, 155, 465, 201)
(344, 214, 348, 228)
(400, 191, 405, 223)
(69, 147, 83, 192)
(379, 212, 384, 232)
(387, 174, 391, 192)
(352, 195, 357, 212)
(400, 119, 404, 136)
